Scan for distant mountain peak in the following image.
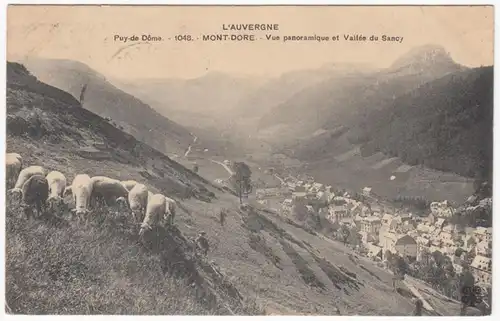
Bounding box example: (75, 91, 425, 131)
(390, 44, 457, 71)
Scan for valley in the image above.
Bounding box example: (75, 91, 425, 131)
(5, 41, 492, 316)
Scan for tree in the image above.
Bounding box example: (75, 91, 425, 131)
(347, 227, 361, 248)
(455, 248, 466, 258)
(459, 269, 476, 314)
(230, 162, 253, 205)
(79, 83, 88, 105)
(340, 225, 350, 246)
(293, 203, 308, 221)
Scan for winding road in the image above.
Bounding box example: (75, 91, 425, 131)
(210, 159, 234, 178)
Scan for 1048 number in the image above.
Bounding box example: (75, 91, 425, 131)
(175, 35, 192, 41)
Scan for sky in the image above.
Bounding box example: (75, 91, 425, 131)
(7, 5, 494, 79)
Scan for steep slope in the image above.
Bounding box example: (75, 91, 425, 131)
(258, 44, 466, 144)
(5, 61, 256, 315)
(18, 57, 194, 157)
(5, 61, 460, 316)
(360, 66, 493, 183)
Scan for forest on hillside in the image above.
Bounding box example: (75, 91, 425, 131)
(358, 66, 493, 185)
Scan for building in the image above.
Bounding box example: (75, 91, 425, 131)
(360, 216, 382, 234)
(461, 234, 476, 251)
(256, 187, 284, 199)
(430, 200, 455, 217)
(340, 217, 355, 228)
(416, 237, 431, 261)
(379, 232, 398, 260)
(407, 230, 419, 239)
(310, 182, 325, 193)
(474, 227, 492, 243)
(362, 187, 372, 197)
(470, 255, 492, 285)
(305, 205, 315, 214)
(281, 199, 293, 211)
(292, 191, 307, 203)
(434, 218, 447, 229)
(366, 243, 383, 260)
(380, 231, 418, 260)
(426, 213, 436, 225)
(475, 240, 492, 257)
(328, 204, 348, 223)
(416, 223, 430, 234)
(316, 191, 328, 203)
(394, 235, 418, 260)
(439, 227, 455, 247)
(381, 214, 394, 227)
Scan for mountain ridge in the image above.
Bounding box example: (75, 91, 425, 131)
(17, 57, 195, 158)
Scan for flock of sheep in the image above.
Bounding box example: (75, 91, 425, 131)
(6, 152, 177, 236)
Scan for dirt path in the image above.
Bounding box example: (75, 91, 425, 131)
(210, 159, 234, 177)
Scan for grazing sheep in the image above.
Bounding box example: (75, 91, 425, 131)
(69, 174, 93, 217)
(90, 176, 129, 208)
(127, 183, 149, 223)
(21, 174, 49, 219)
(46, 171, 67, 211)
(9, 165, 46, 200)
(6, 153, 22, 189)
(139, 193, 167, 236)
(121, 180, 138, 192)
(164, 195, 177, 225)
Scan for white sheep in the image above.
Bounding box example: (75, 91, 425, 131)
(90, 176, 129, 208)
(69, 174, 93, 217)
(6, 153, 23, 189)
(121, 180, 138, 192)
(139, 193, 168, 236)
(127, 183, 149, 223)
(21, 174, 49, 219)
(46, 171, 67, 211)
(164, 195, 177, 225)
(9, 165, 46, 201)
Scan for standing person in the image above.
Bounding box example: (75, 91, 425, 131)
(195, 231, 209, 256)
(219, 208, 227, 227)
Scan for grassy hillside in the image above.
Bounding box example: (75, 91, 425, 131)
(18, 57, 194, 158)
(5, 61, 461, 315)
(359, 66, 493, 184)
(5, 61, 251, 314)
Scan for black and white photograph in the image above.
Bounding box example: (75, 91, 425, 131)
(3, 4, 494, 316)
